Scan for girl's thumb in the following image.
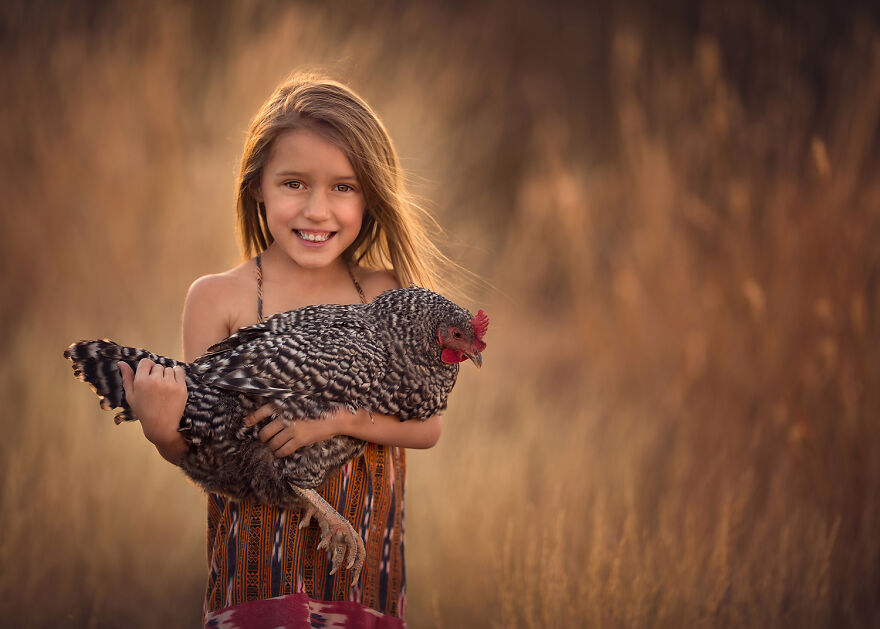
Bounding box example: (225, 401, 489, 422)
(117, 361, 134, 391)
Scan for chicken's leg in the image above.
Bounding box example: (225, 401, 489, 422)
(290, 485, 366, 585)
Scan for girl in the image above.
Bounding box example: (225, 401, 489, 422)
(118, 73, 449, 627)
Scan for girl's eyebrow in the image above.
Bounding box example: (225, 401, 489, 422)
(274, 170, 357, 181)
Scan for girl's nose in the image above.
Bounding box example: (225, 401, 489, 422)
(303, 192, 330, 221)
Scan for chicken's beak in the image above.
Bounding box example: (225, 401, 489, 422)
(464, 352, 483, 369)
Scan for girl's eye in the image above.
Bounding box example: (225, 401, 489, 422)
(285, 181, 303, 190)
(335, 184, 354, 192)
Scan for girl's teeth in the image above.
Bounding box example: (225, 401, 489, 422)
(297, 231, 332, 242)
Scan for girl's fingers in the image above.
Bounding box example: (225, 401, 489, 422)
(136, 358, 154, 379)
(274, 440, 298, 458)
(117, 361, 134, 392)
(163, 365, 181, 382)
(245, 403, 281, 427)
(259, 418, 287, 443)
(266, 432, 286, 452)
(173, 365, 185, 384)
(267, 428, 297, 453)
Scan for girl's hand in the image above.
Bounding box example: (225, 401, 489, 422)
(118, 359, 188, 458)
(245, 404, 344, 458)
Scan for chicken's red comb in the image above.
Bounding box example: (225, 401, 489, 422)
(471, 309, 489, 340)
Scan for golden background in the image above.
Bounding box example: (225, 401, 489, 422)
(2, 1, 879, 626)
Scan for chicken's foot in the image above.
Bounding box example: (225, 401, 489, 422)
(290, 485, 365, 586)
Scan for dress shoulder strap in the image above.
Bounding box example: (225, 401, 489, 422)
(255, 253, 367, 322)
(256, 253, 265, 323)
(348, 264, 368, 304)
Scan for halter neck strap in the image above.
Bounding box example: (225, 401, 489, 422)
(255, 253, 367, 323)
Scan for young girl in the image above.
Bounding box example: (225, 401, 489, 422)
(117, 73, 448, 626)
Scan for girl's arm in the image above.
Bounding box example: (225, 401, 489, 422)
(244, 406, 443, 458)
(118, 274, 234, 466)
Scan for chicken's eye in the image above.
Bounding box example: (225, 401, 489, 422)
(453, 330, 462, 339)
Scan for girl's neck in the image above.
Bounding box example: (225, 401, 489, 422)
(259, 243, 355, 300)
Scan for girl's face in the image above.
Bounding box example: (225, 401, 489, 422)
(257, 128, 365, 270)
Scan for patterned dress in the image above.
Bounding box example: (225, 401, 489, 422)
(203, 256, 407, 627)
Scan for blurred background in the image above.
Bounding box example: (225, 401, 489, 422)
(2, 0, 879, 626)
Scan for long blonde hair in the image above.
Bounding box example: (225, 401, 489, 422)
(236, 72, 447, 289)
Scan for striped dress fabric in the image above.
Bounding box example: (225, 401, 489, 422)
(203, 256, 407, 624)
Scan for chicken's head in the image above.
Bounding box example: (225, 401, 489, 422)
(436, 308, 489, 367)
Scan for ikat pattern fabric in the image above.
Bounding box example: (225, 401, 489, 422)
(203, 444, 406, 621)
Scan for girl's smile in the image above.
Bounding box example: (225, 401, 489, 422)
(295, 229, 335, 244)
(257, 128, 365, 269)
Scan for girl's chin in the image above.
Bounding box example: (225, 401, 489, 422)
(273, 242, 348, 270)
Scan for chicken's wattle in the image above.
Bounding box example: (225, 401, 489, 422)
(441, 348, 467, 363)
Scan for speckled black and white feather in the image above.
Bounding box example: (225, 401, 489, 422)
(64, 286, 478, 510)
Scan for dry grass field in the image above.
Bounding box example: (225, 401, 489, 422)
(1, 1, 879, 627)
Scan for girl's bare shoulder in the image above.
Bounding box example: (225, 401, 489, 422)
(187, 261, 254, 303)
(184, 259, 258, 335)
(355, 267, 402, 302)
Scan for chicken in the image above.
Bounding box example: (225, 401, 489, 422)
(63, 286, 488, 584)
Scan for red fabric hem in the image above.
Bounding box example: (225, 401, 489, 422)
(204, 592, 405, 629)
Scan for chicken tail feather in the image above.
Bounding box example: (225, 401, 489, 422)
(63, 339, 183, 424)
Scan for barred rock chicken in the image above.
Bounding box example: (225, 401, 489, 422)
(64, 286, 488, 584)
